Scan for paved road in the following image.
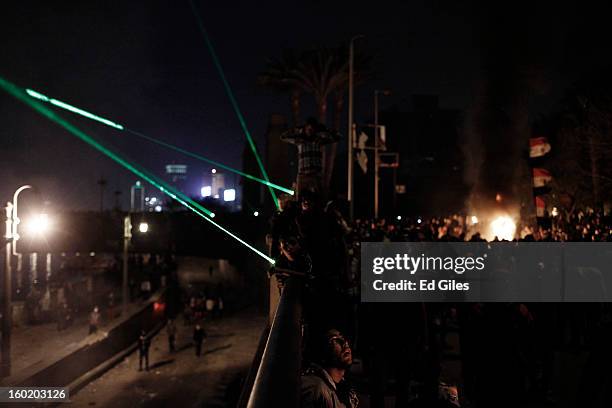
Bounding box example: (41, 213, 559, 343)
(69, 309, 266, 408)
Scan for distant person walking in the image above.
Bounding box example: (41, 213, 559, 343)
(138, 330, 151, 371)
(167, 319, 177, 353)
(89, 306, 100, 334)
(205, 297, 215, 317)
(107, 292, 115, 320)
(57, 302, 72, 331)
(193, 324, 207, 357)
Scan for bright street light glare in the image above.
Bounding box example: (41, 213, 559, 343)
(201, 186, 212, 197)
(138, 222, 149, 233)
(253, 211, 259, 217)
(25, 214, 51, 236)
(223, 189, 236, 202)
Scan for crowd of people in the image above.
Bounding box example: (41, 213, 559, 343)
(182, 286, 225, 325)
(267, 188, 612, 407)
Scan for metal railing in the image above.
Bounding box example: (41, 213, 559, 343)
(245, 277, 303, 408)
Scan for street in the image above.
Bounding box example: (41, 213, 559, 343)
(69, 309, 266, 407)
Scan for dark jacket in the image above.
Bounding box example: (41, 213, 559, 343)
(193, 327, 206, 343)
(301, 363, 358, 408)
(138, 335, 151, 353)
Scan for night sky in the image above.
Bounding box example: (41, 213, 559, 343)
(1, 1, 609, 212)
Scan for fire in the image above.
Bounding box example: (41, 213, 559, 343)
(490, 215, 516, 241)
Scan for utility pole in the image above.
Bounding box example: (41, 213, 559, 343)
(374, 92, 379, 219)
(1, 203, 13, 377)
(373, 90, 390, 219)
(122, 215, 131, 316)
(347, 35, 364, 220)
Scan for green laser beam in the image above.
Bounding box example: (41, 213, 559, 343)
(26, 89, 124, 130)
(25, 87, 294, 196)
(2, 76, 275, 264)
(125, 128, 294, 195)
(188, 0, 279, 209)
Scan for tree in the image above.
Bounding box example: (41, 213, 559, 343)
(97, 177, 107, 212)
(257, 49, 304, 127)
(259, 45, 372, 193)
(551, 72, 612, 209)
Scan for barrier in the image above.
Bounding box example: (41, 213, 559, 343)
(246, 277, 302, 408)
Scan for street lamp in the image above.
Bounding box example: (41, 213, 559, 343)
(374, 89, 391, 219)
(2, 184, 32, 377)
(24, 213, 51, 236)
(347, 34, 365, 221)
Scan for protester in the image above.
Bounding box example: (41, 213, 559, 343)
(56, 301, 72, 331)
(271, 234, 312, 291)
(167, 319, 177, 353)
(107, 292, 115, 320)
(193, 323, 206, 357)
(138, 330, 151, 371)
(301, 329, 358, 408)
(280, 117, 339, 197)
(88, 306, 100, 334)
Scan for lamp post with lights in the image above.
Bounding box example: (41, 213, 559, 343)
(2, 185, 37, 377)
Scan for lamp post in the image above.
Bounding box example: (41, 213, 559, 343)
(2, 184, 32, 377)
(12, 185, 32, 293)
(347, 34, 364, 221)
(374, 90, 391, 219)
(2, 203, 13, 377)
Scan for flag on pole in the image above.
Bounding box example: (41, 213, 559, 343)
(357, 151, 368, 174)
(529, 137, 551, 158)
(533, 168, 552, 188)
(358, 132, 368, 149)
(357, 132, 369, 174)
(535, 196, 546, 217)
(379, 125, 387, 151)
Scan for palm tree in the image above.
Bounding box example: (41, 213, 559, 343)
(257, 49, 304, 127)
(97, 177, 107, 212)
(259, 45, 372, 193)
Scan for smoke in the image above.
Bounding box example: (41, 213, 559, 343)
(462, 1, 552, 222)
